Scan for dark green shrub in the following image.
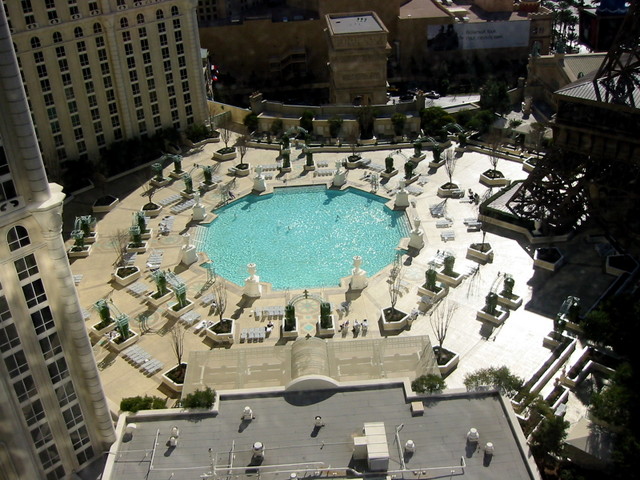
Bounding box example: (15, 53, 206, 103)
(284, 304, 296, 331)
(412, 374, 446, 394)
(243, 113, 259, 132)
(385, 156, 394, 173)
(182, 387, 216, 409)
(320, 302, 332, 329)
(120, 395, 167, 413)
(185, 123, 211, 142)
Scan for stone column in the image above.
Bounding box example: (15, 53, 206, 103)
(243, 263, 262, 298)
(408, 217, 425, 250)
(349, 256, 368, 290)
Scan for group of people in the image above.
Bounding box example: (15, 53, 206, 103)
(468, 189, 480, 205)
(339, 319, 368, 335)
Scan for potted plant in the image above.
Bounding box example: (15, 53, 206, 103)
(429, 144, 444, 168)
(497, 274, 523, 309)
(437, 255, 463, 287)
(233, 133, 251, 177)
(162, 324, 187, 393)
(356, 105, 376, 145)
(90, 299, 116, 337)
(418, 267, 448, 302)
(304, 151, 316, 171)
(180, 173, 195, 199)
(381, 156, 398, 179)
(381, 256, 412, 332)
(282, 304, 298, 338)
(404, 161, 419, 184)
(412, 140, 426, 161)
(146, 270, 173, 307)
(206, 318, 235, 344)
(476, 292, 509, 326)
(126, 225, 147, 253)
(317, 301, 336, 337)
(280, 151, 292, 172)
(68, 226, 91, 258)
(150, 162, 169, 187)
(480, 140, 510, 187)
(109, 314, 139, 352)
(141, 183, 162, 217)
(467, 226, 493, 263)
(112, 264, 141, 287)
(168, 154, 184, 179)
(213, 120, 237, 161)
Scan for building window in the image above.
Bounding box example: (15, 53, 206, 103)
(100, 63, 110, 75)
(21, 1, 34, 15)
(50, 121, 60, 134)
(76, 446, 94, 467)
(79, 53, 89, 66)
(173, 19, 180, 29)
(8, 226, 30, 252)
(137, 13, 144, 24)
(178, 56, 186, 68)
(15, 254, 38, 280)
(73, 127, 83, 140)
(74, 27, 83, 38)
(158, 22, 166, 33)
(174, 31, 182, 43)
(151, 104, 159, 115)
(149, 91, 157, 102)
(159, 34, 168, 46)
(0, 294, 11, 322)
(140, 38, 149, 51)
(161, 47, 170, 59)
(165, 72, 173, 84)
(36, 65, 48, 78)
(95, 36, 105, 48)
(23, 279, 47, 309)
(70, 425, 91, 451)
(47, 107, 57, 121)
(106, 90, 115, 102)
(156, 9, 164, 20)
(82, 67, 91, 80)
(58, 58, 69, 72)
(114, 128, 123, 140)
(90, 109, 100, 121)
(62, 73, 72, 85)
(55, 381, 77, 408)
(38, 443, 61, 470)
(147, 78, 155, 90)
(0, 321, 20, 353)
(31, 306, 54, 335)
(46, 466, 66, 480)
(176, 44, 184, 55)
(53, 32, 63, 43)
(62, 403, 84, 429)
(122, 31, 131, 42)
(4, 350, 29, 378)
(127, 57, 136, 69)
(94, 23, 102, 34)
(40, 79, 51, 92)
(139, 26, 147, 37)
(136, 109, 144, 121)
(103, 76, 112, 88)
(23, 399, 46, 426)
(98, 49, 107, 62)
(153, 116, 161, 128)
(13, 374, 37, 403)
(124, 43, 133, 56)
(33, 51, 44, 63)
(48, 357, 69, 385)
(121, 17, 129, 28)
(94, 121, 103, 133)
(171, 6, 179, 16)
(53, 134, 63, 147)
(31, 422, 53, 449)
(39, 332, 62, 361)
(85, 80, 95, 93)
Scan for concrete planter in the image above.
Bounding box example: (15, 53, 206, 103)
(92, 195, 119, 213)
(429, 159, 445, 169)
(68, 245, 91, 258)
(126, 242, 148, 254)
(534, 247, 564, 271)
(317, 315, 336, 338)
(140, 229, 153, 240)
(345, 156, 362, 169)
(205, 319, 235, 344)
(90, 321, 116, 340)
(282, 317, 299, 339)
(380, 307, 411, 333)
(280, 166, 292, 173)
(82, 232, 98, 244)
(436, 271, 463, 287)
(166, 299, 195, 319)
(480, 171, 511, 187)
(476, 307, 510, 326)
(234, 165, 251, 177)
(381, 169, 398, 179)
(467, 244, 494, 263)
(497, 293, 523, 310)
(146, 290, 173, 308)
(403, 174, 420, 185)
(417, 282, 448, 302)
(437, 183, 462, 198)
(605, 254, 638, 276)
(303, 163, 316, 171)
(522, 158, 537, 172)
(150, 177, 169, 188)
(434, 347, 459, 377)
(213, 149, 237, 161)
(199, 182, 216, 192)
(180, 190, 195, 199)
(161, 363, 187, 393)
(543, 331, 565, 349)
(411, 153, 426, 163)
(169, 171, 185, 179)
(112, 266, 141, 287)
(108, 331, 139, 353)
(142, 204, 163, 217)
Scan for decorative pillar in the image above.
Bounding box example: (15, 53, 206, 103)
(395, 180, 410, 208)
(253, 166, 267, 192)
(243, 263, 262, 298)
(192, 192, 207, 222)
(408, 217, 425, 250)
(349, 256, 368, 290)
(180, 233, 198, 265)
(332, 160, 347, 187)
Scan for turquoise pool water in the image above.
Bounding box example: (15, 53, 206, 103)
(201, 186, 408, 290)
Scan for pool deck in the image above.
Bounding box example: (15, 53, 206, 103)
(65, 135, 615, 427)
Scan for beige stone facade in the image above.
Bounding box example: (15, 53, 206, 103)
(4, 0, 208, 176)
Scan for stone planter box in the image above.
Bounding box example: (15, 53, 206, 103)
(522, 158, 537, 172)
(303, 164, 316, 171)
(403, 174, 420, 185)
(534, 247, 564, 271)
(161, 363, 187, 393)
(605, 254, 638, 276)
(280, 166, 292, 173)
(437, 184, 462, 198)
(358, 137, 377, 146)
(282, 317, 299, 339)
(150, 178, 169, 188)
(92, 195, 119, 214)
(476, 307, 510, 326)
(112, 266, 141, 287)
(317, 315, 336, 338)
(140, 229, 153, 240)
(166, 299, 194, 319)
(380, 307, 412, 333)
(480, 171, 511, 187)
(381, 169, 398, 179)
(68, 246, 91, 258)
(345, 156, 362, 169)
(411, 154, 426, 163)
(234, 166, 251, 177)
(142, 204, 163, 217)
(180, 190, 195, 199)
(429, 159, 445, 169)
(146, 290, 173, 308)
(213, 149, 237, 161)
(497, 293, 523, 310)
(467, 244, 494, 263)
(543, 331, 565, 349)
(169, 171, 185, 179)
(82, 232, 98, 244)
(126, 242, 148, 254)
(108, 331, 139, 353)
(417, 282, 448, 302)
(205, 319, 235, 344)
(199, 182, 216, 192)
(436, 271, 463, 287)
(90, 321, 116, 340)
(434, 347, 459, 377)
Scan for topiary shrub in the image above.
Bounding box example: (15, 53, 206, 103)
(182, 387, 216, 409)
(120, 395, 167, 413)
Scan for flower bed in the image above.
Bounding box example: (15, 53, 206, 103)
(437, 182, 462, 198)
(212, 147, 237, 161)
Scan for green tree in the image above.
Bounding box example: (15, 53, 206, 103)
(356, 106, 375, 139)
(391, 112, 407, 137)
(479, 80, 510, 114)
(590, 362, 635, 428)
(463, 366, 523, 397)
(300, 110, 315, 132)
(420, 107, 455, 135)
(270, 118, 284, 138)
(412, 374, 446, 394)
(182, 387, 216, 409)
(243, 112, 259, 132)
(530, 412, 570, 461)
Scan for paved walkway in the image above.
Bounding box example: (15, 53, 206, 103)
(65, 135, 615, 424)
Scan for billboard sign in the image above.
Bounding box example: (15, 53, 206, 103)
(427, 21, 530, 51)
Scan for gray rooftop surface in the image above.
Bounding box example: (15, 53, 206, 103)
(327, 14, 383, 35)
(108, 387, 536, 480)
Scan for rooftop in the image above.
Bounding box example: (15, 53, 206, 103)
(326, 13, 384, 35)
(104, 386, 538, 480)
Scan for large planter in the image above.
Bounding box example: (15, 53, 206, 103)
(146, 290, 173, 308)
(180, 190, 195, 200)
(150, 177, 170, 188)
(280, 166, 292, 173)
(142, 203, 163, 217)
(282, 317, 299, 339)
(434, 346, 459, 377)
(90, 320, 116, 339)
(417, 282, 448, 302)
(404, 174, 420, 185)
(605, 254, 638, 276)
(543, 331, 566, 349)
(479, 170, 511, 187)
(112, 266, 141, 287)
(522, 157, 537, 172)
(68, 245, 91, 258)
(437, 183, 462, 198)
(205, 319, 235, 344)
(429, 158, 445, 169)
(166, 299, 194, 319)
(345, 155, 362, 169)
(476, 307, 509, 326)
(213, 148, 237, 161)
(381, 169, 398, 179)
(82, 232, 98, 244)
(436, 270, 463, 287)
(303, 163, 316, 172)
(380, 307, 412, 333)
(161, 363, 187, 393)
(140, 229, 153, 240)
(169, 170, 185, 179)
(497, 293, 523, 310)
(126, 242, 148, 254)
(411, 154, 426, 163)
(92, 195, 119, 213)
(108, 331, 139, 353)
(534, 247, 564, 271)
(317, 315, 336, 338)
(467, 243, 494, 263)
(234, 165, 251, 177)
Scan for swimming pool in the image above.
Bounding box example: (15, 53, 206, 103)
(200, 186, 409, 290)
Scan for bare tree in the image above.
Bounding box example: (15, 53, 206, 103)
(387, 254, 404, 312)
(219, 116, 232, 149)
(236, 131, 249, 168)
(212, 277, 228, 322)
(443, 148, 457, 185)
(169, 323, 186, 368)
(430, 300, 458, 364)
(109, 229, 130, 267)
(487, 131, 504, 175)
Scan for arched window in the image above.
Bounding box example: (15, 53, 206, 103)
(7, 226, 30, 252)
(120, 18, 128, 28)
(74, 27, 83, 38)
(30, 37, 41, 49)
(136, 13, 144, 24)
(93, 23, 102, 34)
(53, 32, 63, 43)
(171, 6, 179, 16)
(156, 9, 164, 20)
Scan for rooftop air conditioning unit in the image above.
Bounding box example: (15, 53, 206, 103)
(49, 18, 60, 25)
(27, 23, 39, 30)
